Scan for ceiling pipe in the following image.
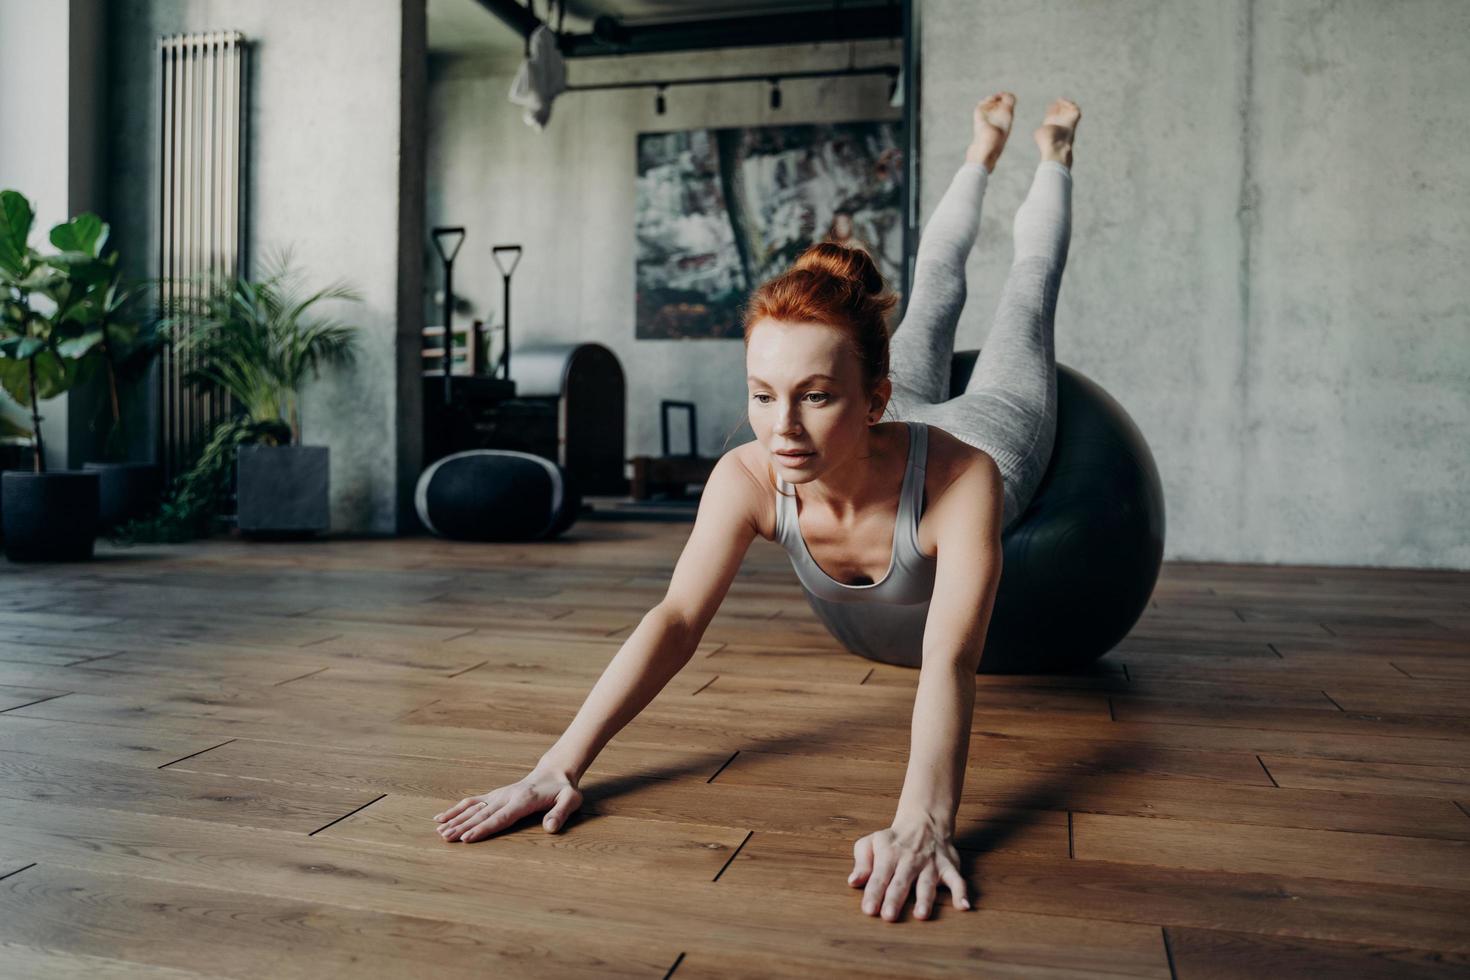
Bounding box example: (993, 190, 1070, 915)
(468, 0, 542, 41)
(469, 0, 901, 58)
(570, 6, 901, 56)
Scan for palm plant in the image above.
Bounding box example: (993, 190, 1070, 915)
(113, 250, 361, 543)
(167, 247, 361, 445)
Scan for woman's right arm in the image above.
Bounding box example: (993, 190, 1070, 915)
(433, 448, 767, 842)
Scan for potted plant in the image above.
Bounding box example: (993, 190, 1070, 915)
(80, 273, 164, 530)
(168, 249, 359, 537)
(0, 414, 33, 535)
(0, 191, 107, 561)
(48, 212, 167, 532)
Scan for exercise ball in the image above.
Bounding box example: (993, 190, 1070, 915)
(416, 450, 580, 542)
(951, 351, 1165, 673)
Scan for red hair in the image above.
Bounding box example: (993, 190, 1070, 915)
(738, 242, 899, 495)
(742, 242, 898, 396)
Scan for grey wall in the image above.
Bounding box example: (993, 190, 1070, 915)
(106, 0, 427, 533)
(426, 40, 903, 463)
(921, 0, 1470, 569)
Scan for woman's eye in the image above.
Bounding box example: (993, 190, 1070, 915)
(749, 393, 827, 404)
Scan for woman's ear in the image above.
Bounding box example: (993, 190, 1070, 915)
(869, 378, 892, 423)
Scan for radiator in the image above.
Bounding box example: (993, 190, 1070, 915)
(156, 31, 246, 479)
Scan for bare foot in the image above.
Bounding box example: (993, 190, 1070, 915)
(965, 92, 1015, 174)
(1034, 98, 1081, 169)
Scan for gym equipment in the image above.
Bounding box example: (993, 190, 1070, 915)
(430, 227, 466, 407)
(415, 449, 579, 542)
(421, 342, 626, 496)
(629, 400, 718, 499)
(490, 244, 523, 381)
(950, 350, 1165, 673)
(514, 342, 626, 494)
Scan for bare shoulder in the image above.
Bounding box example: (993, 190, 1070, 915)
(926, 426, 1002, 496)
(917, 426, 1004, 557)
(725, 440, 779, 542)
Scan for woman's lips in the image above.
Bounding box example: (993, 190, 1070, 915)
(775, 450, 814, 465)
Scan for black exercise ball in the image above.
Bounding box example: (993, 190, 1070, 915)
(951, 351, 1166, 673)
(416, 450, 580, 542)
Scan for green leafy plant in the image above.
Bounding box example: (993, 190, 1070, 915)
(0, 414, 30, 443)
(113, 417, 280, 543)
(0, 190, 110, 472)
(87, 278, 164, 462)
(117, 250, 361, 543)
(166, 247, 361, 445)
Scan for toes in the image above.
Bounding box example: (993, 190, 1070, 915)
(1043, 98, 1082, 128)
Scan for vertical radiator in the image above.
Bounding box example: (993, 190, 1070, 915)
(156, 31, 246, 479)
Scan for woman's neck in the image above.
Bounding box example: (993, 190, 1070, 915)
(796, 422, 907, 522)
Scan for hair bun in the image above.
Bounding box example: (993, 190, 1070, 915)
(792, 242, 886, 296)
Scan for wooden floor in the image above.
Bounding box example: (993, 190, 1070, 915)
(1, 519, 1468, 978)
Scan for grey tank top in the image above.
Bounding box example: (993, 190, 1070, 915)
(773, 420, 937, 668)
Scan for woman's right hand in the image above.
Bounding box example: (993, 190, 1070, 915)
(433, 766, 583, 843)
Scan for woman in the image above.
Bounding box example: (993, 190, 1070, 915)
(434, 91, 1080, 924)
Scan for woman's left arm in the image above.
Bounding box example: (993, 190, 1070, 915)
(848, 453, 1004, 921)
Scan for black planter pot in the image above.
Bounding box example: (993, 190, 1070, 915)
(84, 461, 164, 531)
(237, 444, 330, 538)
(0, 445, 36, 542)
(2, 470, 100, 562)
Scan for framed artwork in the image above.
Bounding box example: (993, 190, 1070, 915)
(635, 121, 904, 339)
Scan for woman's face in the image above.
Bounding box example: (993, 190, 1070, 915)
(745, 318, 879, 482)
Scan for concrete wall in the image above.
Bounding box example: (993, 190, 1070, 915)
(105, 0, 426, 533)
(921, 0, 1470, 569)
(426, 40, 903, 463)
(0, 0, 104, 471)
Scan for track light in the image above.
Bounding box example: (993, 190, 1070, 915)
(655, 84, 666, 115)
(769, 78, 781, 109)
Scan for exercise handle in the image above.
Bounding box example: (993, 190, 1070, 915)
(492, 244, 523, 278)
(432, 226, 466, 264)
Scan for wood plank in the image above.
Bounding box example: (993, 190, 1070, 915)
(1391, 655, 1470, 680)
(1071, 812, 1470, 891)
(0, 864, 666, 980)
(0, 749, 380, 834)
(712, 741, 1274, 793)
(0, 684, 70, 712)
(0, 939, 227, 979)
(1111, 696, 1470, 739)
(728, 832, 1470, 954)
(1322, 679, 1470, 718)
(1257, 755, 1470, 800)
(1162, 924, 1470, 979)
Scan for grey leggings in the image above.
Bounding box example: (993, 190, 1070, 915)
(885, 160, 1073, 531)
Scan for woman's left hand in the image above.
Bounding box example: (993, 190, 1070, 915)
(848, 818, 971, 921)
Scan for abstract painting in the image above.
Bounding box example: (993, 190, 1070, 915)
(635, 121, 904, 340)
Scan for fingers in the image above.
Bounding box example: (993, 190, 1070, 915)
(940, 862, 971, 911)
(541, 785, 581, 833)
(913, 866, 937, 920)
(848, 836, 874, 888)
(880, 857, 920, 921)
(439, 799, 496, 840)
(434, 796, 479, 823)
(458, 800, 530, 842)
(849, 833, 971, 921)
(860, 849, 896, 917)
